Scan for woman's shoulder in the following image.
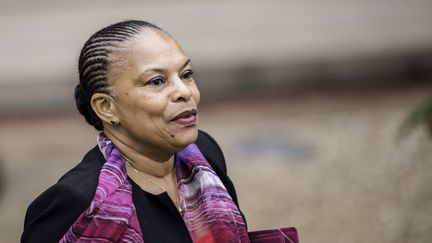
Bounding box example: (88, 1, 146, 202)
(57, 145, 105, 188)
(21, 146, 104, 243)
(28, 145, 105, 210)
(196, 130, 227, 173)
(195, 130, 243, 215)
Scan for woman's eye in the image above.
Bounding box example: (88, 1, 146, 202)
(146, 78, 165, 86)
(181, 70, 194, 80)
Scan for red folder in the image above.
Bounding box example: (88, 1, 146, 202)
(248, 227, 299, 243)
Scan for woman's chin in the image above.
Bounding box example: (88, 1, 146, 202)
(170, 126, 199, 149)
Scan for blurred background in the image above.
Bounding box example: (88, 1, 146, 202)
(1, 0, 432, 242)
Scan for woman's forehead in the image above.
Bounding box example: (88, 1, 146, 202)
(137, 31, 185, 61)
(129, 29, 181, 55)
(109, 29, 189, 76)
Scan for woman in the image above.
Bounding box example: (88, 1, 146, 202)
(22, 20, 249, 243)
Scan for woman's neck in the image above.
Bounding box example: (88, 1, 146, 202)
(103, 129, 175, 178)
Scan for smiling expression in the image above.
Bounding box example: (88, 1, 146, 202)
(106, 28, 200, 156)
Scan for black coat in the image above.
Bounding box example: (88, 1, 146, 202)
(21, 130, 245, 243)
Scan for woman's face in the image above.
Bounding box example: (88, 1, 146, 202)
(107, 29, 200, 156)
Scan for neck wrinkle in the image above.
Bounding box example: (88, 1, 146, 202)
(103, 128, 175, 178)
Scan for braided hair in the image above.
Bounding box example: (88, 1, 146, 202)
(75, 20, 162, 130)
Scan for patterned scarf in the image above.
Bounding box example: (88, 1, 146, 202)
(60, 133, 249, 243)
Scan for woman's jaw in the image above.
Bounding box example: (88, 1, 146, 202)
(104, 115, 199, 158)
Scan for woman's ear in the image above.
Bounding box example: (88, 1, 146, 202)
(90, 93, 119, 125)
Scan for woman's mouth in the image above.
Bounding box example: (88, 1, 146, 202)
(170, 109, 198, 126)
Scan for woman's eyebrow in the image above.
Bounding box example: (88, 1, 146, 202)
(136, 59, 192, 83)
(182, 59, 191, 69)
(143, 58, 191, 73)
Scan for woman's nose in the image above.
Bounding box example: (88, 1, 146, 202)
(172, 78, 193, 102)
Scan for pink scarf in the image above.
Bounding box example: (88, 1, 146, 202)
(60, 133, 249, 242)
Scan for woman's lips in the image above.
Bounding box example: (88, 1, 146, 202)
(170, 109, 198, 126)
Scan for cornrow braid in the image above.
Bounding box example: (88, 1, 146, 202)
(75, 20, 162, 130)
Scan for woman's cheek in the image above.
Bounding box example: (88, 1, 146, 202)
(145, 96, 168, 114)
(193, 86, 201, 105)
